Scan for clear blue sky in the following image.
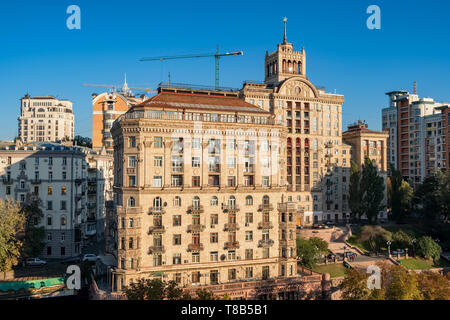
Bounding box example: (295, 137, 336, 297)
(1, 0, 450, 140)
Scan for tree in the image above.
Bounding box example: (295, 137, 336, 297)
(124, 278, 167, 300)
(348, 161, 362, 221)
(309, 237, 329, 254)
(415, 236, 442, 261)
(73, 135, 92, 148)
(413, 173, 441, 220)
(417, 271, 450, 300)
(195, 289, 219, 300)
(391, 230, 413, 251)
(296, 237, 328, 269)
(0, 199, 26, 272)
(360, 157, 385, 224)
(385, 265, 423, 300)
(20, 194, 45, 258)
(340, 268, 371, 300)
(359, 225, 391, 254)
(387, 165, 413, 223)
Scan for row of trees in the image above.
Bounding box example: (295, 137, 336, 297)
(0, 196, 46, 272)
(349, 158, 386, 224)
(341, 262, 450, 300)
(123, 278, 230, 300)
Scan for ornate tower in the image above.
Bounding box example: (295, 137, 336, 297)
(264, 17, 306, 85)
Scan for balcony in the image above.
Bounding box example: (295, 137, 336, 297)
(325, 142, 333, 148)
(208, 165, 220, 173)
(148, 245, 165, 254)
(187, 224, 206, 233)
(87, 202, 96, 209)
(172, 166, 184, 173)
(88, 177, 97, 184)
(187, 243, 204, 252)
(277, 203, 298, 213)
(148, 226, 165, 234)
(2, 178, 13, 185)
(258, 239, 274, 248)
(223, 223, 240, 231)
(148, 207, 166, 215)
(187, 205, 204, 214)
(75, 178, 83, 185)
(30, 179, 42, 184)
(222, 204, 240, 213)
(257, 221, 274, 230)
(243, 165, 255, 173)
(224, 241, 240, 250)
(258, 203, 273, 212)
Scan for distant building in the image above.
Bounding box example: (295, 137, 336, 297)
(382, 90, 449, 187)
(18, 95, 74, 143)
(91, 79, 148, 154)
(0, 142, 113, 259)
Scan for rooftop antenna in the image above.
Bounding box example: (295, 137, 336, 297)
(168, 72, 171, 87)
(283, 17, 288, 44)
(414, 81, 417, 95)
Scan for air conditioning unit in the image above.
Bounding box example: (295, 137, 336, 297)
(245, 223, 250, 227)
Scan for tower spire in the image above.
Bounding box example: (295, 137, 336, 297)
(283, 17, 287, 44)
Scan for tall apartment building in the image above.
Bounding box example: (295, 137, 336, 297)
(18, 95, 74, 143)
(382, 90, 449, 187)
(239, 24, 351, 225)
(92, 80, 148, 154)
(0, 142, 113, 259)
(110, 86, 309, 297)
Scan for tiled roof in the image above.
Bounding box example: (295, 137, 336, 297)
(136, 92, 269, 114)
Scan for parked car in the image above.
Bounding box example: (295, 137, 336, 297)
(392, 249, 405, 255)
(26, 258, 47, 266)
(82, 254, 98, 262)
(60, 256, 81, 264)
(345, 252, 357, 258)
(296, 225, 303, 230)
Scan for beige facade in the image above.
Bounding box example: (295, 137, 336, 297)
(110, 87, 302, 293)
(18, 95, 74, 143)
(240, 34, 351, 225)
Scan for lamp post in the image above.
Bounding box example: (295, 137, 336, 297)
(387, 241, 392, 258)
(412, 238, 416, 257)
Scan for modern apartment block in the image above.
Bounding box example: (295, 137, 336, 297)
(382, 90, 449, 187)
(92, 81, 148, 154)
(18, 94, 74, 143)
(239, 27, 352, 225)
(0, 142, 113, 259)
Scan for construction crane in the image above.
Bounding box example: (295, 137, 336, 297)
(140, 46, 243, 90)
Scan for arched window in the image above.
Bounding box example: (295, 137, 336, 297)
(192, 196, 200, 208)
(128, 197, 135, 207)
(229, 196, 236, 208)
(263, 195, 270, 205)
(282, 59, 286, 73)
(296, 138, 301, 147)
(210, 196, 218, 206)
(173, 196, 181, 207)
(245, 195, 253, 206)
(153, 197, 162, 209)
(298, 61, 302, 74)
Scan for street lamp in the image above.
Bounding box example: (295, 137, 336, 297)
(412, 239, 416, 257)
(387, 241, 392, 257)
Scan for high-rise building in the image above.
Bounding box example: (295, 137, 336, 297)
(382, 90, 449, 187)
(239, 19, 352, 225)
(18, 95, 74, 143)
(91, 79, 148, 154)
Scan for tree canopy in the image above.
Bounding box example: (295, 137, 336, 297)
(0, 199, 25, 272)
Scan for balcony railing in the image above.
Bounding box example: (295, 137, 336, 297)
(148, 245, 165, 254)
(148, 207, 166, 215)
(222, 204, 240, 213)
(258, 203, 273, 212)
(1, 178, 13, 184)
(243, 166, 255, 173)
(187, 243, 204, 252)
(257, 221, 274, 230)
(258, 239, 274, 248)
(224, 241, 240, 250)
(187, 205, 204, 214)
(172, 166, 184, 173)
(30, 179, 42, 184)
(187, 224, 206, 233)
(148, 226, 165, 234)
(223, 223, 240, 231)
(208, 165, 220, 173)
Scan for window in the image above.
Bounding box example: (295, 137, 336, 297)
(153, 176, 162, 187)
(173, 234, 181, 245)
(129, 176, 136, 187)
(192, 138, 201, 149)
(227, 176, 236, 187)
(210, 196, 218, 206)
(154, 156, 163, 167)
(210, 214, 218, 225)
(192, 157, 200, 168)
(245, 231, 253, 241)
(245, 267, 253, 279)
(47, 201, 53, 211)
(245, 212, 253, 224)
(192, 176, 200, 187)
(228, 268, 237, 281)
(154, 137, 163, 148)
(192, 272, 200, 284)
(129, 136, 136, 147)
(210, 233, 218, 243)
(48, 186, 53, 195)
(128, 156, 137, 168)
(47, 215, 52, 226)
(245, 196, 253, 205)
(192, 253, 200, 263)
(60, 201, 66, 210)
(227, 250, 236, 260)
(227, 157, 236, 169)
(173, 253, 182, 265)
(210, 251, 218, 262)
(173, 215, 181, 226)
(262, 176, 270, 187)
(262, 266, 270, 279)
(173, 196, 181, 207)
(245, 249, 253, 260)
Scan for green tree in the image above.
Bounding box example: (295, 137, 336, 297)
(195, 289, 220, 300)
(360, 157, 385, 224)
(340, 268, 371, 300)
(391, 230, 413, 251)
(359, 225, 391, 254)
(296, 238, 320, 269)
(415, 236, 442, 261)
(20, 194, 45, 258)
(413, 173, 441, 220)
(385, 265, 423, 300)
(348, 161, 362, 221)
(0, 199, 26, 272)
(123, 278, 166, 300)
(309, 237, 329, 254)
(387, 165, 413, 223)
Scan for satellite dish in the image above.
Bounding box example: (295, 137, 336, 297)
(220, 254, 226, 261)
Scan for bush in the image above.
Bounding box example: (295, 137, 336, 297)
(415, 236, 442, 261)
(392, 230, 413, 250)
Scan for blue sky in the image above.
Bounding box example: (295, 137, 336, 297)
(1, 0, 449, 140)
